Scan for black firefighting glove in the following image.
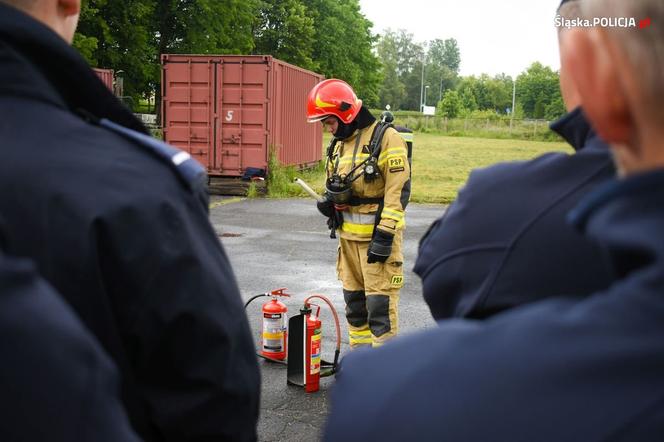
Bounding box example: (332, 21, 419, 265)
(316, 194, 335, 218)
(326, 209, 343, 239)
(367, 229, 394, 264)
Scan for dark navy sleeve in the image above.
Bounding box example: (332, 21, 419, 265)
(414, 149, 614, 320)
(414, 166, 512, 319)
(0, 254, 140, 442)
(94, 190, 260, 441)
(0, 93, 259, 439)
(323, 296, 664, 442)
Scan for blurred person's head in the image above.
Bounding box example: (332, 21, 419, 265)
(557, 0, 583, 111)
(562, 0, 664, 174)
(0, 0, 81, 44)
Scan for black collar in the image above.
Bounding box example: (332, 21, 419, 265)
(549, 107, 596, 152)
(0, 3, 146, 133)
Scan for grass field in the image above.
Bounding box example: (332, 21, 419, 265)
(272, 134, 572, 204)
(411, 134, 571, 203)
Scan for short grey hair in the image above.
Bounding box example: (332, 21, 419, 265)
(582, 0, 664, 111)
(557, 1, 583, 35)
(558, 1, 581, 19)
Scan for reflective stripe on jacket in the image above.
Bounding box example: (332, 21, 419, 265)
(328, 122, 411, 241)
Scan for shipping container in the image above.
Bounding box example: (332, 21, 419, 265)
(93, 68, 114, 92)
(161, 55, 324, 177)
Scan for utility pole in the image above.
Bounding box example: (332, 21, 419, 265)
(439, 78, 443, 103)
(510, 78, 516, 131)
(419, 53, 425, 112)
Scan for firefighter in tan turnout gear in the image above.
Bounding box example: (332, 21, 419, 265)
(307, 79, 411, 348)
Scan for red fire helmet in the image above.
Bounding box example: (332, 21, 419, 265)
(306, 79, 362, 124)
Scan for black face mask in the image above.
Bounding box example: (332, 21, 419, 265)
(333, 106, 376, 140)
(334, 120, 357, 140)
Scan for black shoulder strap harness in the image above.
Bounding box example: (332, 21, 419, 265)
(324, 112, 413, 238)
(326, 111, 398, 193)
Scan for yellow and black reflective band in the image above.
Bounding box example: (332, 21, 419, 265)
(349, 329, 373, 345)
(381, 207, 404, 223)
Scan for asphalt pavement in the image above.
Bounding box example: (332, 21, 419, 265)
(209, 197, 446, 442)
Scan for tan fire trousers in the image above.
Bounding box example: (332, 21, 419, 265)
(337, 231, 404, 348)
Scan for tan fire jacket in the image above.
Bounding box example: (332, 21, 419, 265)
(327, 121, 411, 241)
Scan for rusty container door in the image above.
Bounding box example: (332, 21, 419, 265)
(268, 59, 324, 169)
(215, 57, 270, 176)
(93, 68, 114, 91)
(162, 55, 323, 177)
(161, 55, 214, 170)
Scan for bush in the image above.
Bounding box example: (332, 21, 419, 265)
(267, 147, 327, 199)
(460, 109, 502, 121)
(246, 182, 259, 198)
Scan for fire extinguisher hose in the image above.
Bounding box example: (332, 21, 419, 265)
(304, 294, 342, 377)
(244, 293, 270, 309)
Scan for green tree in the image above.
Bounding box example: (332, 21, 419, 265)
(516, 62, 561, 119)
(375, 30, 407, 109)
(425, 38, 461, 103)
(74, 0, 257, 109)
(452, 73, 514, 115)
(459, 87, 478, 113)
(486, 74, 513, 114)
(253, 0, 316, 70)
(72, 1, 100, 65)
(303, 0, 381, 106)
(544, 95, 566, 120)
(438, 89, 463, 118)
(154, 0, 256, 55)
(375, 29, 424, 110)
(75, 0, 155, 103)
(393, 29, 422, 77)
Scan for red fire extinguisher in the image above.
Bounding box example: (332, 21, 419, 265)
(261, 289, 289, 361)
(287, 295, 341, 393)
(304, 305, 322, 393)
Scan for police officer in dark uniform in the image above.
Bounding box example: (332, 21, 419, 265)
(324, 0, 664, 439)
(415, 0, 614, 320)
(0, 1, 259, 440)
(0, 244, 140, 441)
(415, 106, 614, 319)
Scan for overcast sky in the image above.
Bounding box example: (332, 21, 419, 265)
(359, 0, 563, 77)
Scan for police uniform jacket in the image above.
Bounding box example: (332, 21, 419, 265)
(0, 5, 259, 441)
(329, 122, 411, 240)
(414, 108, 615, 319)
(0, 250, 140, 441)
(325, 170, 664, 441)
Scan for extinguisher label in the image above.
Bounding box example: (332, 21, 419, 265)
(262, 314, 286, 353)
(310, 331, 321, 375)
